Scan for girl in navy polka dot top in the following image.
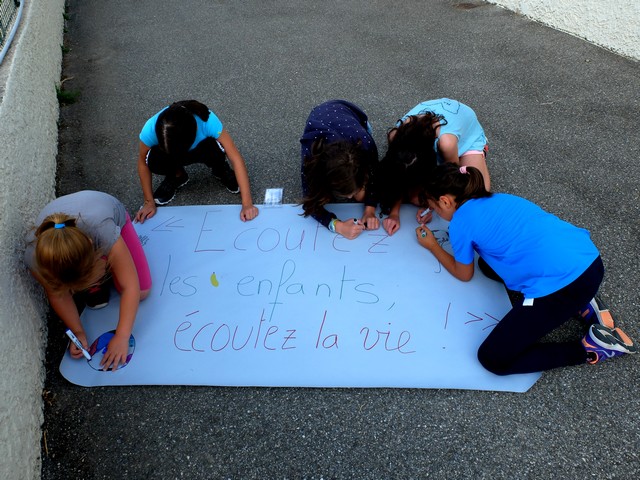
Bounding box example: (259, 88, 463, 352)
(300, 100, 380, 240)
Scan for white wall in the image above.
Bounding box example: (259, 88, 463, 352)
(0, 0, 66, 479)
(489, 0, 640, 61)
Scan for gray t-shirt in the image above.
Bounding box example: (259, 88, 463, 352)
(24, 191, 127, 271)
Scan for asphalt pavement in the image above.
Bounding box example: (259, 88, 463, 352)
(43, 1, 639, 478)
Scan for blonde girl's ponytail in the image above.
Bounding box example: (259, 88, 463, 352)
(34, 213, 101, 294)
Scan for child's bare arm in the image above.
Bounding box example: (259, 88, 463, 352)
(437, 133, 460, 165)
(31, 270, 87, 358)
(383, 200, 402, 236)
(102, 237, 140, 370)
(415, 226, 474, 281)
(217, 129, 259, 222)
(135, 142, 157, 223)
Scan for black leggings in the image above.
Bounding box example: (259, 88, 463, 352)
(477, 256, 604, 375)
(146, 137, 226, 175)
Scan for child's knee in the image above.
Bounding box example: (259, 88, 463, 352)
(477, 343, 510, 376)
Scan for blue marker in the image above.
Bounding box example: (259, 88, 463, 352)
(65, 329, 92, 360)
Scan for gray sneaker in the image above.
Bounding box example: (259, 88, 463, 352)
(582, 324, 637, 364)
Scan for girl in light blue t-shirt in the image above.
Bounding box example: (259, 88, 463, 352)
(380, 98, 490, 236)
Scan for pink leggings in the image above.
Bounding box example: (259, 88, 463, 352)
(115, 214, 152, 292)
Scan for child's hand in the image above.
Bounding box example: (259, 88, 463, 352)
(416, 225, 437, 249)
(135, 201, 157, 224)
(336, 219, 365, 240)
(240, 205, 259, 222)
(383, 214, 400, 236)
(100, 332, 130, 371)
(361, 212, 380, 230)
(416, 208, 433, 224)
(68, 331, 89, 359)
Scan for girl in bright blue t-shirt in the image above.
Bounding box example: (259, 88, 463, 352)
(415, 163, 636, 374)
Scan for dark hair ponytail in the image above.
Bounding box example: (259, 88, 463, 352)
(172, 100, 210, 121)
(155, 100, 210, 156)
(421, 163, 491, 207)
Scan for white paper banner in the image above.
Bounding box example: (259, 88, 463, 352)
(60, 204, 540, 392)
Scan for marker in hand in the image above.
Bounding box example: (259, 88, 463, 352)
(65, 329, 92, 360)
(419, 208, 431, 220)
(353, 218, 366, 229)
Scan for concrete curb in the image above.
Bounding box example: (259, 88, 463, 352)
(0, 0, 65, 478)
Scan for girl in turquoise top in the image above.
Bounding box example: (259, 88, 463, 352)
(415, 163, 636, 374)
(135, 100, 259, 223)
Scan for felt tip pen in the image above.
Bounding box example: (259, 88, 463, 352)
(65, 329, 92, 360)
(420, 208, 431, 218)
(354, 218, 366, 229)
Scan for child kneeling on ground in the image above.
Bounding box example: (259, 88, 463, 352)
(25, 191, 152, 371)
(415, 164, 636, 374)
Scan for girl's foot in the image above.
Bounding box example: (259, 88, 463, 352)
(582, 324, 637, 364)
(577, 297, 614, 328)
(154, 171, 189, 205)
(211, 159, 239, 193)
